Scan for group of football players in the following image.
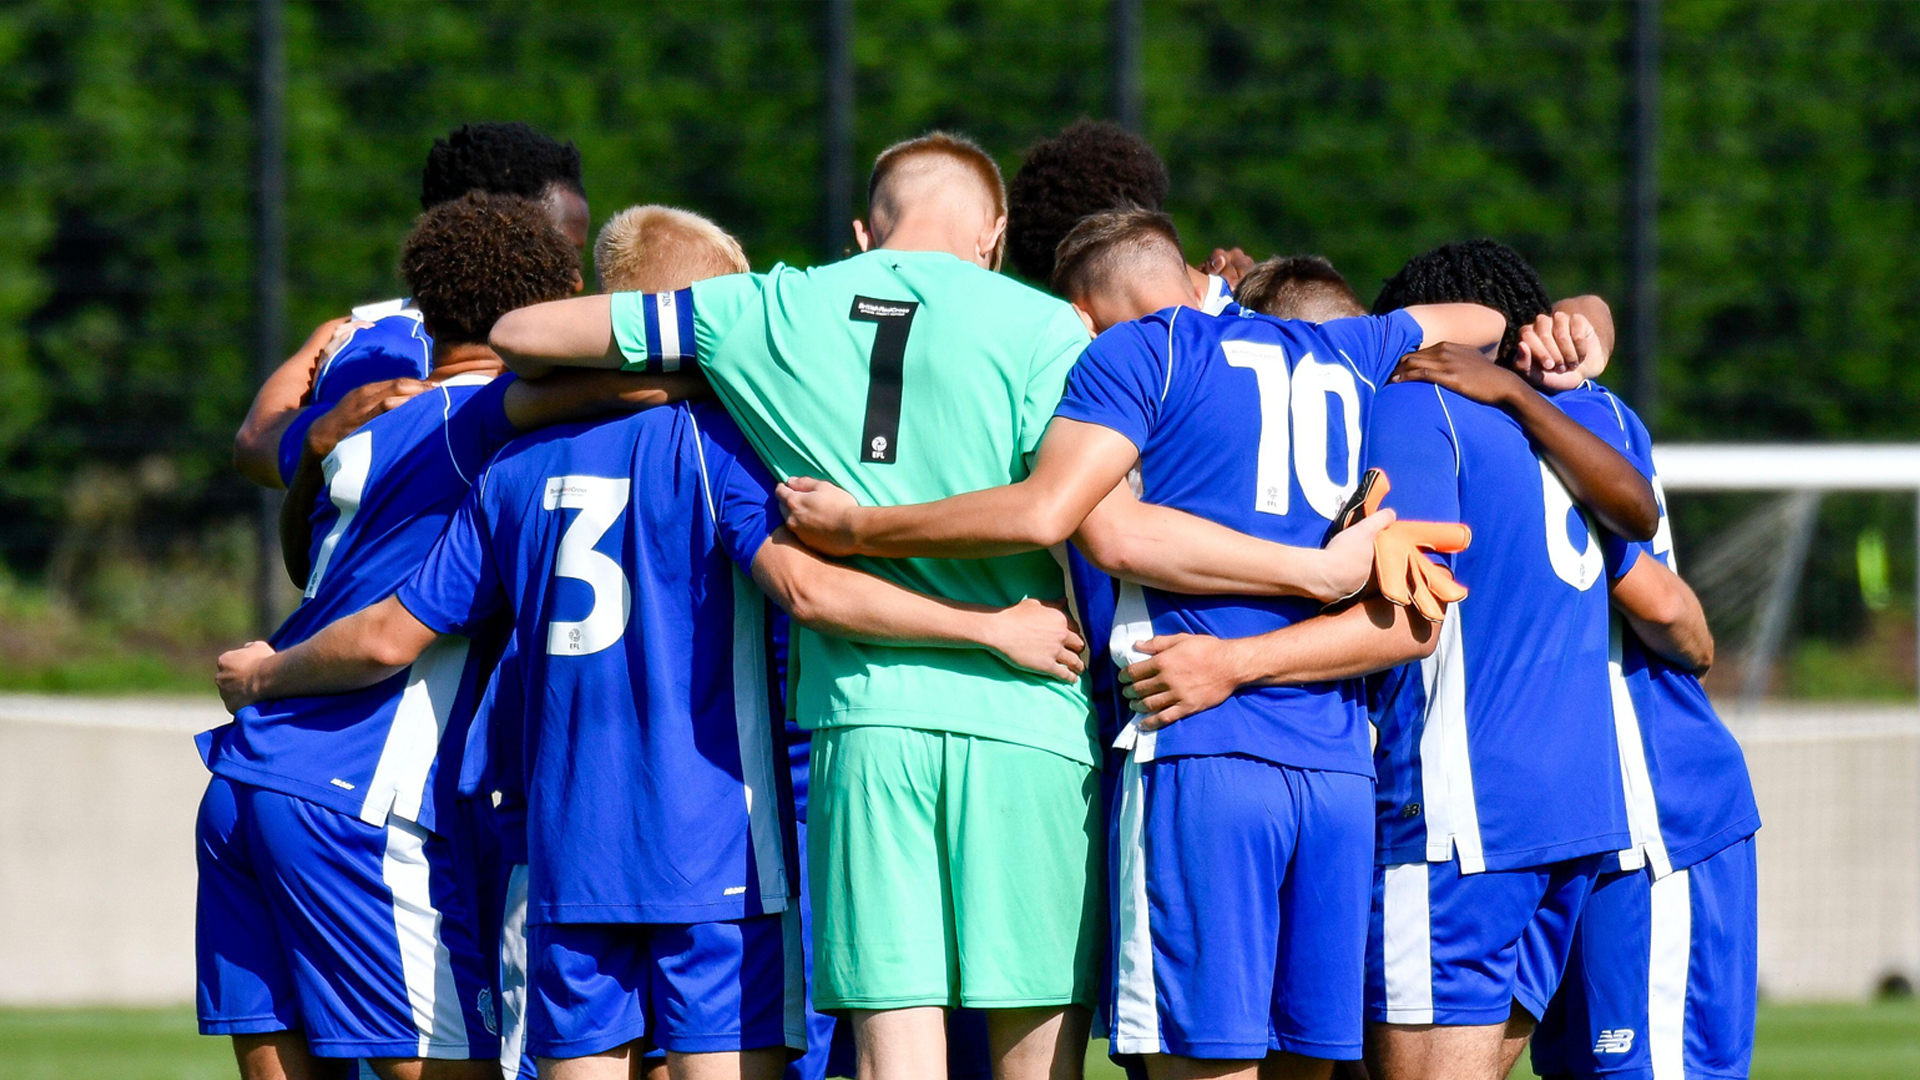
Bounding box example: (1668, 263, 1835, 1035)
(198, 116, 1760, 1080)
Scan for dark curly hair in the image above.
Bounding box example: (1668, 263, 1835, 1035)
(402, 193, 580, 347)
(420, 122, 585, 210)
(1006, 120, 1171, 284)
(1370, 239, 1550, 365)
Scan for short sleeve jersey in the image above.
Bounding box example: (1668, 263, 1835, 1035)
(610, 250, 1096, 764)
(1556, 384, 1761, 875)
(277, 311, 435, 486)
(1364, 381, 1631, 873)
(398, 403, 793, 925)
(204, 374, 519, 835)
(1056, 306, 1426, 775)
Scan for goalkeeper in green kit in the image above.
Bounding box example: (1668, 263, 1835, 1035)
(491, 132, 1387, 1080)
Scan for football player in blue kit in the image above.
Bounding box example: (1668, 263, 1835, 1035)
(214, 317, 1090, 1080)
(1386, 268, 1760, 1080)
(234, 122, 593, 494)
(777, 208, 1510, 1080)
(1104, 241, 1663, 1080)
(198, 192, 698, 1080)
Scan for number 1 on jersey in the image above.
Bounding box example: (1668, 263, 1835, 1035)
(850, 296, 919, 464)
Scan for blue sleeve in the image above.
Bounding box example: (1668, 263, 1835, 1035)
(1363, 383, 1464, 569)
(1051, 319, 1168, 453)
(398, 479, 508, 636)
(698, 409, 783, 573)
(1318, 309, 1424, 388)
(443, 375, 523, 481)
(1553, 388, 1656, 581)
(277, 408, 321, 487)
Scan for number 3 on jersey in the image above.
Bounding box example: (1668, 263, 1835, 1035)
(543, 475, 632, 656)
(1220, 340, 1363, 520)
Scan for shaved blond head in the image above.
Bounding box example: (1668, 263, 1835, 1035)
(593, 205, 749, 294)
(864, 131, 1007, 268)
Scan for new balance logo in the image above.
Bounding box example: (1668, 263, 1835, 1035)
(1594, 1028, 1635, 1054)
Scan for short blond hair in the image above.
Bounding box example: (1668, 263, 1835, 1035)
(867, 131, 1007, 268)
(593, 205, 750, 293)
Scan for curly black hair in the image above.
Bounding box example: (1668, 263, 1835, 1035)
(1370, 239, 1550, 365)
(401, 192, 580, 347)
(420, 122, 585, 210)
(1006, 119, 1171, 284)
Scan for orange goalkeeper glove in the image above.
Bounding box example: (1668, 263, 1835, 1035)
(1373, 521, 1472, 622)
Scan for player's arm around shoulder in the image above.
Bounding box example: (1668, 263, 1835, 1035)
(747, 529, 1085, 683)
(490, 294, 621, 378)
(215, 596, 438, 714)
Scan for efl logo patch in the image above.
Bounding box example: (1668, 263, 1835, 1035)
(1594, 1028, 1635, 1054)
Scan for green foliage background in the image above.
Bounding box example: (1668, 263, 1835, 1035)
(0, 0, 1915, 682)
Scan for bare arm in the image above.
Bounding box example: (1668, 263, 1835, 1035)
(234, 316, 353, 488)
(1555, 295, 1616, 362)
(1611, 551, 1714, 673)
(1071, 480, 1392, 602)
(502, 369, 709, 430)
(490, 294, 622, 379)
(1117, 597, 1440, 727)
(749, 529, 1085, 681)
(215, 596, 437, 713)
(1404, 302, 1506, 355)
(1391, 344, 1659, 541)
(780, 419, 1141, 559)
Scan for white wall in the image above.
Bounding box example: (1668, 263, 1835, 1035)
(0, 696, 1915, 1005)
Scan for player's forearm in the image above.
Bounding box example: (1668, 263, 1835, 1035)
(1407, 303, 1506, 355)
(503, 370, 710, 431)
(490, 295, 621, 378)
(234, 318, 347, 488)
(753, 532, 1000, 649)
(847, 481, 1090, 559)
(1612, 555, 1715, 673)
(279, 452, 323, 586)
(1231, 598, 1439, 688)
(247, 600, 435, 702)
(1501, 387, 1659, 541)
(1073, 485, 1336, 599)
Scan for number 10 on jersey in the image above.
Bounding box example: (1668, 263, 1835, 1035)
(1220, 340, 1364, 521)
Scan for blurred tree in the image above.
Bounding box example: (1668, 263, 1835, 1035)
(0, 0, 1914, 643)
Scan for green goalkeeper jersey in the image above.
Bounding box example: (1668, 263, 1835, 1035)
(610, 249, 1097, 764)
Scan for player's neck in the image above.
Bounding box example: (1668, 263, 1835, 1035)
(873, 215, 990, 268)
(430, 342, 506, 381)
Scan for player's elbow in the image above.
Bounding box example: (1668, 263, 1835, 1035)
(1617, 488, 1661, 542)
(488, 311, 550, 375)
(232, 429, 281, 489)
(1022, 490, 1086, 549)
(364, 633, 424, 672)
(1071, 512, 1141, 579)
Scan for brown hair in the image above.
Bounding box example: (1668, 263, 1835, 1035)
(1235, 255, 1365, 322)
(1048, 206, 1185, 301)
(401, 192, 579, 346)
(866, 131, 1007, 266)
(594, 205, 750, 293)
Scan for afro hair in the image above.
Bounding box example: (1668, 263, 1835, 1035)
(1006, 120, 1170, 285)
(420, 121, 585, 210)
(1371, 239, 1551, 364)
(401, 192, 580, 346)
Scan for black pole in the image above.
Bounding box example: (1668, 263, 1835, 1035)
(1627, 0, 1659, 426)
(823, 0, 854, 260)
(1111, 0, 1142, 131)
(255, 0, 286, 635)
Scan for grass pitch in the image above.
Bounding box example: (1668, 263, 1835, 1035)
(1, 1002, 1914, 1079)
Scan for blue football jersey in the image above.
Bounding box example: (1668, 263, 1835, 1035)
(396, 402, 794, 925)
(1055, 305, 1425, 774)
(1556, 384, 1762, 875)
(204, 374, 520, 835)
(1366, 381, 1631, 873)
(277, 311, 436, 486)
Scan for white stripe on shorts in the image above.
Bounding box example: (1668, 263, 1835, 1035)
(497, 863, 530, 1077)
(1109, 754, 1162, 1054)
(1381, 862, 1435, 1025)
(382, 818, 470, 1057)
(1648, 867, 1693, 1080)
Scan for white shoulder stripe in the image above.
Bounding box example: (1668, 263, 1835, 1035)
(1336, 348, 1379, 392)
(1432, 385, 1463, 477)
(686, 409, 719, 525)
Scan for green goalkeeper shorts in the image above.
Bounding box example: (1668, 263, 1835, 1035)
(808, 725, 1102, 1011)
